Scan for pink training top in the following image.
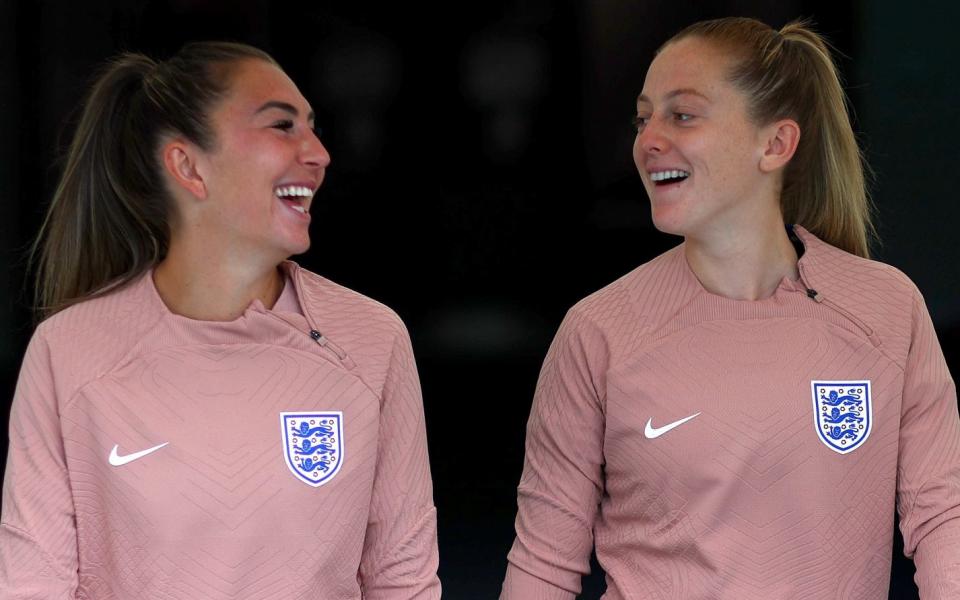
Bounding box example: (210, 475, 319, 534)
(502, 227, 960, 599)
(1, 262, 441, 599)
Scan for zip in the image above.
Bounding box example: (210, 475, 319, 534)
(262, 308, 352, 369)
(289, 262, 356, 370)
(310, 329, 348, 361)
(798, 262, 881, 347)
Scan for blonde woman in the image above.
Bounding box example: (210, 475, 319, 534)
(502, 17, 959, 599)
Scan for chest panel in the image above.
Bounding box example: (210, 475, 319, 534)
(603, 318, 902, 546)
(60, 343, 380, 597)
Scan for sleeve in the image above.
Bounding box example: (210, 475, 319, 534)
(0, 331, 79, 599)
(358, 323, 441, 599)
(501, 308, 607, 600)
(895, 291, 960, 599)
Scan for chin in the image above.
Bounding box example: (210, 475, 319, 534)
(274, 225, 312, 257)
(649, 204, 691, 238)
(260, 239, 310, 264)
(284, 238, 311, 257)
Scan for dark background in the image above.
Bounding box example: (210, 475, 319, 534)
(1, 1, 958, 598)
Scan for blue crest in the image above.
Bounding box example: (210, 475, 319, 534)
(812, 381, 872, 454)
(280, 412, 344, 487)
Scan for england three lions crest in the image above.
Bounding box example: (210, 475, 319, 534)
(281, 412, 344, 487)
(812, 381, 872, 454)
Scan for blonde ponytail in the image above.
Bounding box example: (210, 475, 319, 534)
(663, 17, 874, 257)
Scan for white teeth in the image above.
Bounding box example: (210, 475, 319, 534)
(275, 185, 314, 198)
(290, 204, 306, 214)
(650, 169, 690, 182)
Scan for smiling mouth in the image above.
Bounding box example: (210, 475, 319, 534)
(650, 169, 690, 186)
(275, 185, 314, 214)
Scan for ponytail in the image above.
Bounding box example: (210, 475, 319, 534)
(33, 55, 168, 319)
(32, 42, 275, 319)
(663, 18, 875, 257)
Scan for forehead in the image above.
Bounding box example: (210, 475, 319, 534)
(639, 37, 738, 104)
(215, 59, 311, 118)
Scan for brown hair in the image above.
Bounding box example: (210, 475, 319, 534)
(31, 41, 276, 319)
(663, 17, 874, 257)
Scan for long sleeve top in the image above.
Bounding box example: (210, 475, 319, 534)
(1, 262, 441, 599)
(502, 226, 960, 599)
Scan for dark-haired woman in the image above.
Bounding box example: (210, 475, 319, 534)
(502, 18, 959, 599)
(0, 43, 440, 599)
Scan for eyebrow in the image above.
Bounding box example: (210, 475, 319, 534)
(254, 100, 316, 122)
(636, 88, 711, 105)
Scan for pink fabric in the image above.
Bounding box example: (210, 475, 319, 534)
(502, 227, 960, 599)
(1, 262, 440, 599)
(272, 268, 302, 315)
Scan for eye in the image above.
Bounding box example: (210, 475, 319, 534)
(271, 119, 295, 131)
(674, 112, 694, 123)
(632, 115, 648, 131)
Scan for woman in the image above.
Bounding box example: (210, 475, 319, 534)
(501, 17, 959, 599)
(0, 42, 440, 599)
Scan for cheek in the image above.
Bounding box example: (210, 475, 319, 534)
(689, 131, 747, 180)
(670, 126, 704, 158)
(227, 144, 290, 203)
(719, 122, 763, 169)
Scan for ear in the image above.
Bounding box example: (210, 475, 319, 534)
(161, 138, 208, 200)
(759, 119, 800, 174)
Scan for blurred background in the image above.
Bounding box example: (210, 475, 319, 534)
(1, 0, 957, 597)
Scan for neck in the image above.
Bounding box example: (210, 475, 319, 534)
(684, 220, 799, 301)
(154, 240, 285, 321)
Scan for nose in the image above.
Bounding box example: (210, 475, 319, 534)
(635, 117, 670, 155)
(301, 129, 331, 169)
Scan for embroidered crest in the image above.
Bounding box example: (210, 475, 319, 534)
(811, 381, 872, 454)
(280, 412, 344, 486)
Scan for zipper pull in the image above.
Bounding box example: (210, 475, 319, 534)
(797, 262, 821, 302)
(309, 329, 348, 361)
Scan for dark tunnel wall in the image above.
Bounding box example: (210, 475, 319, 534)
(858, 1, 960, 327)
(1, 1, 957, 598)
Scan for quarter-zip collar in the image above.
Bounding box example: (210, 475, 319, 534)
(281, 261, 355, 368)
(670, 225, 882, 348)
(133, 263, 355, 369)
(790, 226, 881, 347)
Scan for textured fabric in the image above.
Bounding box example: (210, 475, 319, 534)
(1, 262, 440, 599)
(502, 226, 960, 599)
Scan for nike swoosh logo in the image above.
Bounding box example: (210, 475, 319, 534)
(644, 413, 701, 439)
(108, 442, 169, 467)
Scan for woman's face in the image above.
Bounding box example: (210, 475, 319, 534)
(197, 59, 329, 259)
(633, 37, 772, 240)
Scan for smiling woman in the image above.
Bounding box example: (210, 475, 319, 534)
(632, 38, 794, 254)
(501, 17, 960, 599)
(0, 42, 440, 599)
(188, 63, 328, 254)
(153, 57, 331, 319)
